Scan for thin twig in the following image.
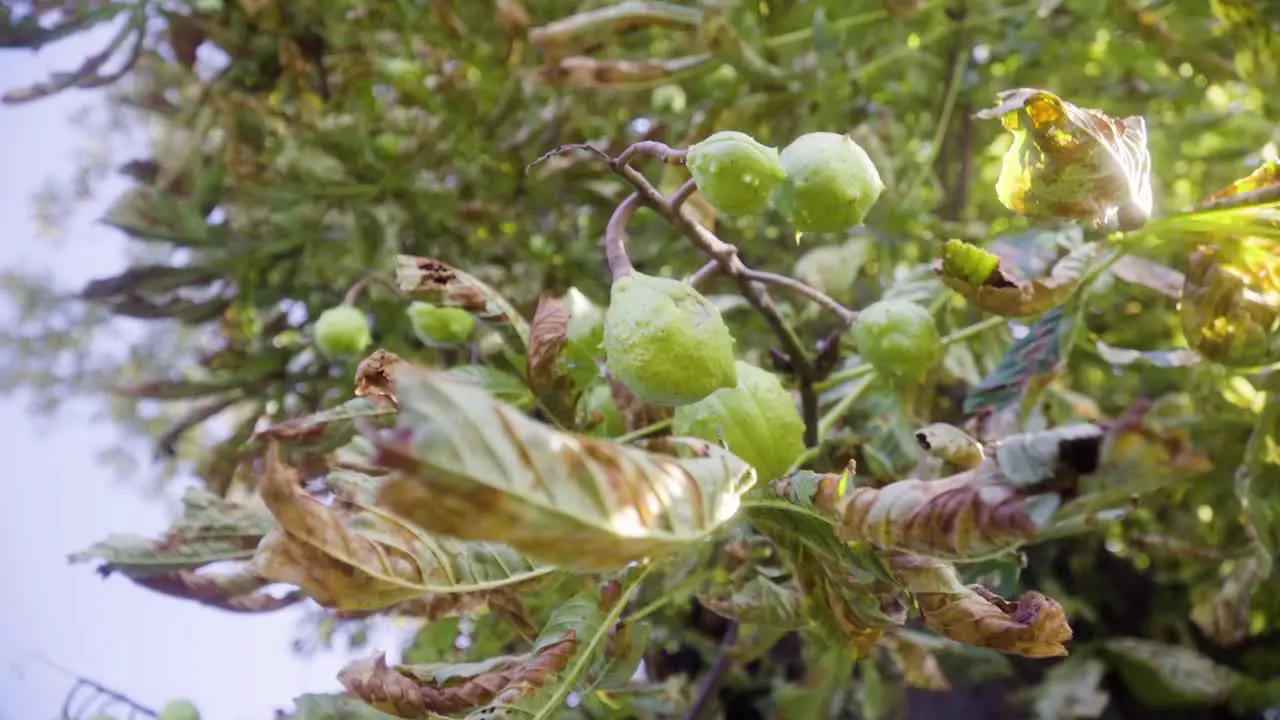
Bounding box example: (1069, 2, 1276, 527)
(605, 193, 642, 280)
(670, 177, 699, 209)
(596, 148, 846, 445)
(739, 268, 857, 326)
(1189, 183, 1280, 214)
(616, 141, 688, 168)
(343, 272, 401, 306)
(687, 259, 720, 288)
(680, 622, 740, 720)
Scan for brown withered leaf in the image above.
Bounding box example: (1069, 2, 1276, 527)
(914, 423, 986, 471)
(130, 567, 303, 614)
(935, 242, 1100, 317)
(527, 294, 570, 397)
(1109, 254, 1186, 300)
(831, 461, 1058, 560)
(355, 349, 408, 407)
(255, 397, 396, 449)
(891, 553, 1072, 658)
(251, 445, 551, 611)
(339, 636, 577, 718)
(394, 255, 529, 347)
(609, 373, 674, 433)
(368, 367, 751, 572)
(975, 88, 1153, 230)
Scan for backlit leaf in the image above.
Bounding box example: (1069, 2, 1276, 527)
(369, 366, 755, 572)
(975, 88, 1153, 230)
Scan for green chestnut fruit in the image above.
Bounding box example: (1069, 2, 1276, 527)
(673, 361, 805, 482)
(686, 130, 787, 216)
(852, 300, 942, 381)
(772, 132, 885, 234)
(157, 699, 201, 720)
(603, 272, 738, 406)
(407, 301, 476, 346)
(313, 305, 372, 358)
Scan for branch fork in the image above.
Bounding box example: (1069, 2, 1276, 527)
(553, 139, 859, 447)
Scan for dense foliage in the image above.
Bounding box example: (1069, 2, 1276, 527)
(3, 1, 1280, 718)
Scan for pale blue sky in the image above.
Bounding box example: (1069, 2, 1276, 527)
(0, 29, 393, 720)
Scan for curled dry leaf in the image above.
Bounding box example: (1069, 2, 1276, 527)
(891, 553, 1072, 658)
(254, 397, 398, 452)
(340, 637, 578, 718)
(370, 366, 752, 572)
(935, 241, 1100, 317)
(355, 349, 409, 407)
(252, 444, 552, 611)
(527, 294, 570, 397)
(975, 88, 1153, 230)
(1192, 159, 1280, 211)
(914, 423, 985, 470)
(831, 461, 1059, 560)
(129, 567, 303, 614)
(1179, 240, 1280, 367)
(394, 255, 529, 347)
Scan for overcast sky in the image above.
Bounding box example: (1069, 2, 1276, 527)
(0, 27, 383, 720)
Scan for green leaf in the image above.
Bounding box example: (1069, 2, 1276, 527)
(964, 306, 1075, 415)
(445, 365, 537, 412)
(1101, 638, 1243, 706)
(699, 574, 808, 629)
(371, 366, 755, 572)
(1028, 656, 1110, 720)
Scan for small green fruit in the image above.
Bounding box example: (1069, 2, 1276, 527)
(772, 132, 885, 233)
(673, 361, 805, 482)
(407, 301, 476, 346)
(686, 131, 787, 216)
(314, 305, 372, 358)
(604, 272, 738, 406)
(852, 300, 942, 381)
(157, 699, 201, 720)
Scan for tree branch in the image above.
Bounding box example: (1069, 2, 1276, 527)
(680, 622, 740, 720)
(603, 148, 834, 446)
(605, 193, 641, 280)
